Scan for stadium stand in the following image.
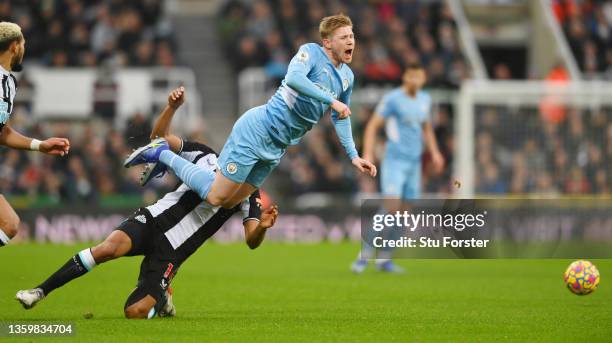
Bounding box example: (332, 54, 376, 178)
(218, 0, 469, 87)
(6, 0, 176, 67)
(553, 0, 612, 78)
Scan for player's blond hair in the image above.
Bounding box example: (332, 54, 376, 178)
(319, 14, 352, 39)
(0, 22, 23, 52)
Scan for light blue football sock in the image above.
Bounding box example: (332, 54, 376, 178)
(159, 150, 215, 200)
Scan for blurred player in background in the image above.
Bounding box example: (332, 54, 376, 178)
(0, 22, 70, 249)
(16, 87, 279, 319)
(351, 64, 444, 273)
(124, 14, 376, 209)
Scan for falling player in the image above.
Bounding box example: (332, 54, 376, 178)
(16, 87, 279, 319)
(124, 14, 376, 209)
(0, 22, 70, 249)
(351, 64, 444, 273)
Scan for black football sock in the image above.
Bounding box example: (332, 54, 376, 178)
(37, 248, 97, 296)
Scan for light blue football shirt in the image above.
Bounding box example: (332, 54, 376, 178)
(376, 88, 432, 161)
(263, 43, 357, 159)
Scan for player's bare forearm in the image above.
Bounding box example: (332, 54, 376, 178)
(363, 113, 385, 162)
(150, 105, 176, 139)
(244, 205, 279, 249)
(150, 87, 186, 152)
(423, 122, 441, 155)
(0, 125, 33, 150)
(150, 105, 182, 152)
(423, 122, 444, 173)
(0, 125, 70, 156)
(244, 220, 268, 249)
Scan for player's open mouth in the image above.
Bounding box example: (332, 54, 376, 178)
(344, 49, 353, 58)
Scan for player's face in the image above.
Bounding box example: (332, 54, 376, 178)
(10, 38, 25, 72)
(326, 26, 355, 65)
(403, 69, 426, 90)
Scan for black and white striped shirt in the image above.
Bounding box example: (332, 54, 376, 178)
(0, 66, 17, 132)
(144, 140, 261, 259)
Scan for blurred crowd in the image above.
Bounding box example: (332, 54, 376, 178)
(553, 0, 612, 78)
(1, 0, 176, 67)
(0, 106, 190, 205)
(219, 0, 469, 87)
(475, 105, 612, 195)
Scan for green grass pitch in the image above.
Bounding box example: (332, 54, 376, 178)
(1, 243, 610, 342)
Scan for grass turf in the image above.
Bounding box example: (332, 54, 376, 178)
(0, 242, 610, 342)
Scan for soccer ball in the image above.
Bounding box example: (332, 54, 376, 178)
(563, 260, 600, 295)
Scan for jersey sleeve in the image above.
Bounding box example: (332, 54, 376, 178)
(423, 93, 433, 123)
(285, 44, 335, 105)
(375, 93, 393, 118)
(241, 190, 262, 223)
(330, 79, 359, 160)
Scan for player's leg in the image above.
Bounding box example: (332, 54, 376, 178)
(377, 162, 420, 273)
(126, 106, 269, 207)
(124, 252, 179, 319)
(221, 181, 257, 209)
(16, 210, 150, 309)
(224, 158, 278, 208)
(352, 157, 404, 273)
(224, 127, 286, 208)
(0, 194, 20, 247)
(15, 231, 134, 309)
(212, 106, 280, 208)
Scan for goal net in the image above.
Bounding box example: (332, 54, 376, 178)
(455, 80, 612, 197)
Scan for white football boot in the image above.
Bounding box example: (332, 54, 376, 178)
(158, 287, 176, 317)
(16, 288, 45, 309)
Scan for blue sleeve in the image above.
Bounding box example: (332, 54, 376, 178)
(331, 83, 359, 160)
(375, 93, 393, 118)
(423, 94, 433, 123)
(285, 45, 335, 105)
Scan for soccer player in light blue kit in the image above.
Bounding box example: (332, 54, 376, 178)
(125, 14, 376, 208)
(351, 64, 444, 273)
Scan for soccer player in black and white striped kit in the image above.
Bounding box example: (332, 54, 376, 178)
(16, 87, 279, 319)
(0, 22, 70, 248)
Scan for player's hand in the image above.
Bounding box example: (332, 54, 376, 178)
(352, 157, 377, 177)
(331, 100, 351, 119)
(259, 205, 279, 229)
(363, 153, 375, 166)
(39, 137, 70, 156)
(168, 86, 185, 109)
(431, 151, 445, 175)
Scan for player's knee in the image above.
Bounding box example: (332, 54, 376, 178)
(0, 212, 20, 238)
(124, 303, 152, 319)
(207, 193, 230, 207)
(94, 241, 123, 261)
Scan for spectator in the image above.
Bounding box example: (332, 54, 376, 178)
(218, 0, 470, 87)
(9, 0, 177, 68)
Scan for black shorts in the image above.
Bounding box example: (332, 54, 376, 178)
(116, 209, 182, 305)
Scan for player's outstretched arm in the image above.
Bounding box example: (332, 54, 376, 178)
(331, 85, 376, 177)
(244, 205, 278, 249)
(0, 124, 70, 156)
(150, 86, 186, 152)
(285, 45, 351, 116)
(362, 113, 385, 164)
(423, 122, 444, 174)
